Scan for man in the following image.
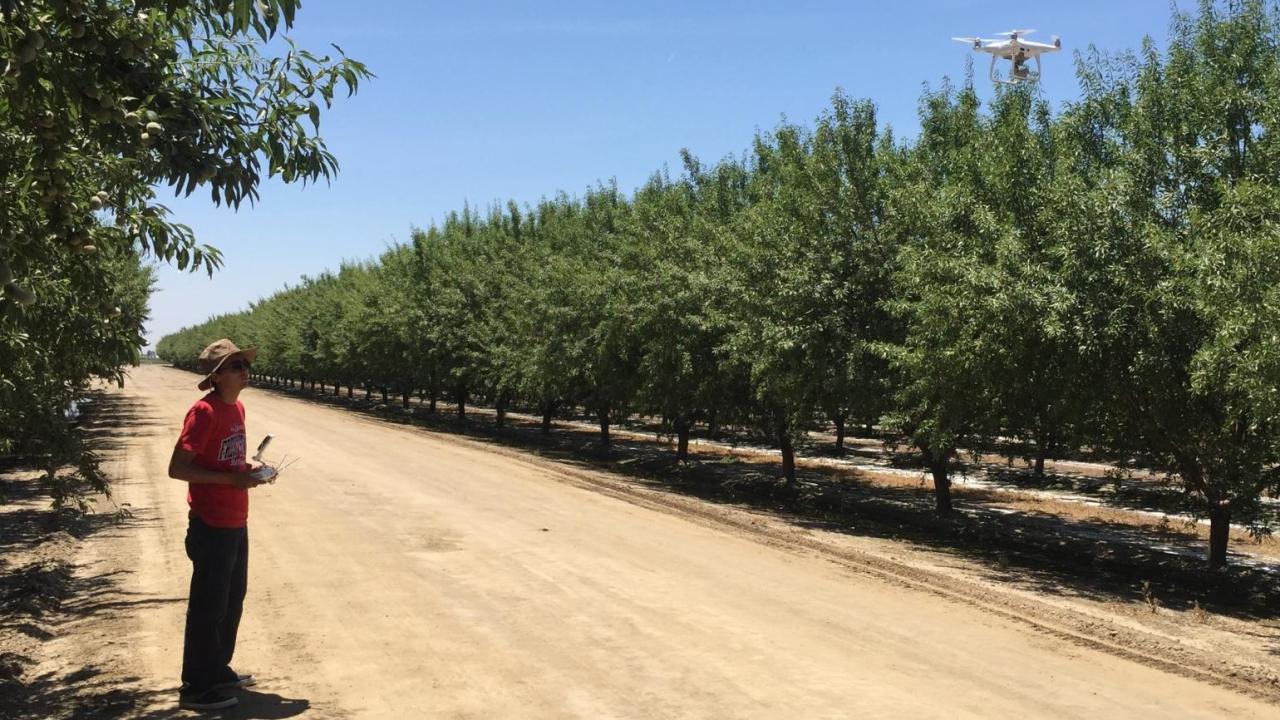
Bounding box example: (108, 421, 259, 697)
(168, 339, 275, 711)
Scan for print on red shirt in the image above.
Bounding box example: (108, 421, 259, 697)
(217, 424, 246, 463)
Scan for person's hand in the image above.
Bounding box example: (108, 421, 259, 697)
(230, 471, 266, 490)
(246, 462, 279, 483)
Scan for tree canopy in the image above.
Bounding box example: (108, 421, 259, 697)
(1, 0, 370, 505)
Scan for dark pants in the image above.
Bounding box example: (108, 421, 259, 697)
(181, 514, 248, 692)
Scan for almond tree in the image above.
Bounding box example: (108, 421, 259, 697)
(878, 77, 999, 513)
(1065, 0, 1280, 567)
(622, 167, 727, 460)
(3, 0, 369, 500)
(723, 93, 895, 486)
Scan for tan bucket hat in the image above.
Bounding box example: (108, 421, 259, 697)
(197, 338, 259, 390)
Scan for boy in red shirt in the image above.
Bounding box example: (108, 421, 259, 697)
(168, 339, 274, 711)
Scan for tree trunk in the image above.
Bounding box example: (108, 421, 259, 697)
(495, 394, 507, 428)
(1209, 504, 1231, 570)
(364, 385, 372, 400)
(402, 391, 410, 409)
(598, 406, 611, 446)
(541, 404, 553, 435)
(456, 387, 467, 418)
(1033, 425, 1049, 477)
(931, 459, 952, 514)
(779, 427, 796, 486)
(380, 387, 389, 404)
(347, 385, 353, 398)
(675, 416, 690, 462)
(429, 392, 437, 413)
(707, 410, 719, 438)
(833, 414, 846, 452)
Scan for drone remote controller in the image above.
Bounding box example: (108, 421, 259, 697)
(248, 433, 299, 483)
(250, 464, 277, 482)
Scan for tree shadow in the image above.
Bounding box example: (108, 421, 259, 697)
(75, 393, 168, 453)
(0, 547, 189, 719)
(670, 457, 1280, 620)
(0, 665, 171, 720)
(0, 477, 133, 552)
(0, 668, 313, 719)
(1, 453, 184, 720)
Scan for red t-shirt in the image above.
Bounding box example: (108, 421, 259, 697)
(177, 392, 249, 528)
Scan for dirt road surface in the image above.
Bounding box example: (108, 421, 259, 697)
(48, 365, 1278, 718)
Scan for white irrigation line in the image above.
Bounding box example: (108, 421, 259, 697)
(978, 505, 1280, 575)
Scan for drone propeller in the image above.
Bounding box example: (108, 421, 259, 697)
(997, 28, 1036, 37)
(952, 36, 983, 44)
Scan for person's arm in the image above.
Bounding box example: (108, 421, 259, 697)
(168, 447, 264, 489)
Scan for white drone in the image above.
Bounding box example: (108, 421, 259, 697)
(952, 29, 1062, 85)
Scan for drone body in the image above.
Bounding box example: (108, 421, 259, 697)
(952, 29, 1062, 85)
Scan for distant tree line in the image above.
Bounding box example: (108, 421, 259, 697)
(161, 1, 1280, 568)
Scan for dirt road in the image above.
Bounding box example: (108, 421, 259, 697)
(52, 365, 1278, 717)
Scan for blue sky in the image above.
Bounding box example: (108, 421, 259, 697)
(146, 0, 1185, 347)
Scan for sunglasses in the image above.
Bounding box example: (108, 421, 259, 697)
(218, 359, 252, 373)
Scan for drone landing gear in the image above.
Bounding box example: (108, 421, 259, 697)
(991, 55, 1042, 85)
